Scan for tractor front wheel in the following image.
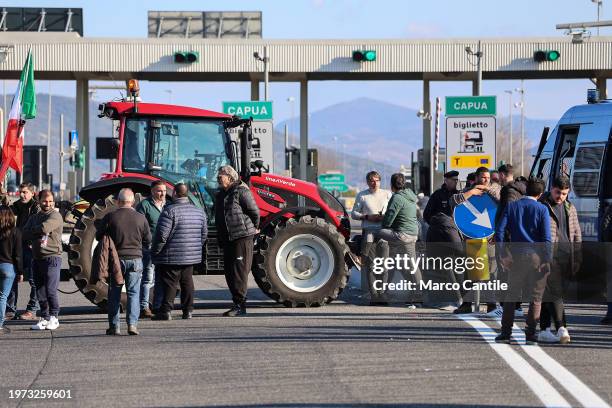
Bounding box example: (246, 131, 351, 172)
(253, 216, 350, 307)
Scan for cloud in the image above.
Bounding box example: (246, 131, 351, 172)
(404, 22, 443, 37)
(312, 0, 325, 8)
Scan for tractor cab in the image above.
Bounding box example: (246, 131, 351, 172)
(92, 100, 242, 222)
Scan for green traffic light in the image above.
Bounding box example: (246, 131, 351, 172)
(547, 50, 560, 61)
(364, 50, 376, 61)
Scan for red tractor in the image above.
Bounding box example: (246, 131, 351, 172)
(67, 86, 357, 309)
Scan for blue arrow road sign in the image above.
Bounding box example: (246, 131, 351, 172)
(453, 194, 497, 239)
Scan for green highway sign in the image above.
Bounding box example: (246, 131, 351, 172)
(222, 101, 273, 120)
(445, 96, 496, 116)
(318, 173, 345, 184)
(320, 183, 349, 193)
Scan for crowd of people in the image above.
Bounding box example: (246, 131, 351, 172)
(0, 165, 260, 336)
(1, 163, 611, 344)
(353, 164, 611, 344)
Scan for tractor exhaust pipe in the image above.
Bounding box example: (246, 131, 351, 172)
(224, 116, 253, 182)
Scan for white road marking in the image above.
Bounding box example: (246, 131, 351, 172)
(506, 321, 611, 408)
(459, 315, 571, 408)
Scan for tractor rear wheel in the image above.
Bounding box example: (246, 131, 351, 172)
(68, 195, 122, 310)
(253, 216, 350, 307)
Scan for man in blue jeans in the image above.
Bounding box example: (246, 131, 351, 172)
(97, 188, 151, 336)
(136, 180, 166, 317)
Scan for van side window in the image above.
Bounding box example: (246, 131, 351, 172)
(555, 127, 579, 179)
(572, 145, 605, 196)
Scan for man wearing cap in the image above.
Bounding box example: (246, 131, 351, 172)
(423, 171, 460, 231)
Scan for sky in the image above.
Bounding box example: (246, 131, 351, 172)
(3, 0, 608, 124)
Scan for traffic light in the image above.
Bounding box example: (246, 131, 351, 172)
(533, 50, 560, 62)
(174, 51, 199, 63)
(74, 146, 86, 169)
(352, 50, 377, 62)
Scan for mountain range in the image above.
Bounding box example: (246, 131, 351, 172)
(14, 94, 557, 191)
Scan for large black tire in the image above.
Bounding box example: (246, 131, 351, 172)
(253, 216, 350, 307)
(68, 195, 123, 310)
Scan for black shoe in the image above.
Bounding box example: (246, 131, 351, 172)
(453, 302, 473, 314)
(222, 304, 246, 317)
(182, 311, 192, 320)
(524, 330, 538, 344)
(127, 325, 139, 335)
(152, 313, 171, 321)
(495, 333, 512, 343)
(600, 315, 612, 325)
(0, 326, 11, 334)
(106, 326, 121, 335)
(486, 303, 498, 313)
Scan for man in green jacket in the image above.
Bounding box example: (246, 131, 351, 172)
(379, 173, 419, 243)
(136, 180, 166, 316)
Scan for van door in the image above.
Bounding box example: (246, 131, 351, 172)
(568, 123, 606, 241)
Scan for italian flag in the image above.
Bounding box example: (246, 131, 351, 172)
(0, 49, 36, 180)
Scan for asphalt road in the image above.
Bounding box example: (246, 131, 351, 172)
(1, 275, 611, 408)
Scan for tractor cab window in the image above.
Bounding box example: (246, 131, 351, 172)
(149, 118, 231, 220)
(123, 119, 147, 172)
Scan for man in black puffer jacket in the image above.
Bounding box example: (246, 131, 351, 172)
(215, 165, 260, 317)
(152, 183, 207, 320)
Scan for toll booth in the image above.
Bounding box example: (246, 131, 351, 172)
(22, 145, 49, 188)
(285, 147, 318, 183)
(413, 148, 446, 195)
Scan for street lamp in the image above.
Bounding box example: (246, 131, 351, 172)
(287, 96, 295, 145)
(504, 89, 513, 165)
(465, 41, 483, 96)
(164, 89, 173, 104)
(592, 0, 603, 35)
(253, 46, 269, 101)
(514, 82, 525, 176)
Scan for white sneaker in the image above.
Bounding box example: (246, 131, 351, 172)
(31, 319, 49, 331)
(485, 307, 503, 318)
(46, 316, 60, 331)
(557, 327, 571, 344)
(514, 308, 524, 317)
(537, 328, 560, 343)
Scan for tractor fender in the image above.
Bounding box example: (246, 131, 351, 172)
(78, 176, 170, 203)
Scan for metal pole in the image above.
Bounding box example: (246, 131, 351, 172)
(476, 40, 482, 96)
(38, 147, 43, 191)
(59, 114, 64, 200)
(47, 81, 51, 176)
(299, 80, 308, 181)
(263, 46, 269, 101)
(520, 80, 525, 176)
(505, 90, 513, 165)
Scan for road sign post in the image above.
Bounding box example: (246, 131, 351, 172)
(222, 101, 273, 120)
(453, 193, 497, 314)
(445, 96, 497, 181)
(318, 173, 348, 192)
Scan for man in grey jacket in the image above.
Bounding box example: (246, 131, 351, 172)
(152, 183, 207, 321)
(215, 166, 260, 317)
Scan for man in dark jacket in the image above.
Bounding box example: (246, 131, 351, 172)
(537, 176, 581, 344)
(7, 182, 40, 321)
(424, 171, 460, 243)
(495, 178, 552, 344)
(98, 188, 151, 335)
(22, 190, 64, 331)
(152, 183, 207, 321)
(215, 165, 260, 317)
(496, 164, 526, 317)
(136, 180, 166, 317)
